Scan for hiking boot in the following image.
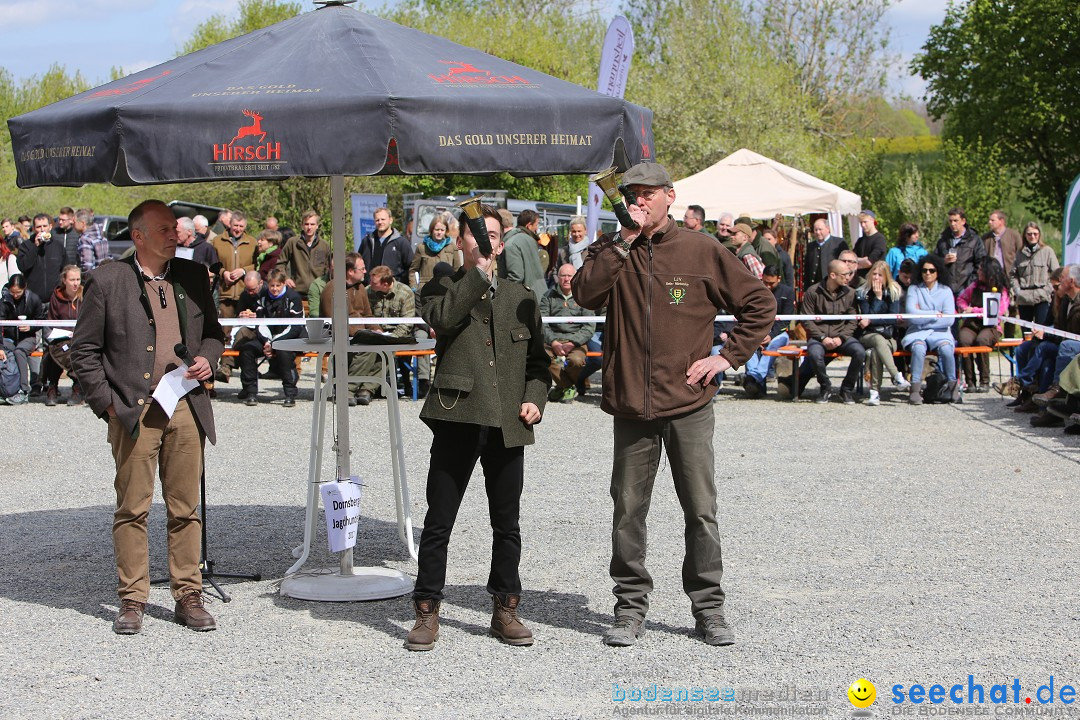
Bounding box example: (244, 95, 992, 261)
(490, 594, 534, 646)
(1033, 385, 1061, 407)
(743, 375, 761, 399)
(112, 599, 145, 635)
(603, 615, 644, 647)
(993, 377, 1021, 397)
(174, 590, 216, 631)
(909, 381, 923, 405)
(560, 386, 578, 403)
(67, 384, 84, 406)
(355, 390, 372, 406)
(893, 372, 911, 390)
(44, 386, 57, 407)
(404, 598, 440, 651)
(1014, 397, 1040, 413)
(1030, 411, 1063, 428)
(695, 611, 736, 646)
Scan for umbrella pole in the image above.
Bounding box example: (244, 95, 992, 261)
(330, 174, 354, 576)
(279, 175, 413, 601)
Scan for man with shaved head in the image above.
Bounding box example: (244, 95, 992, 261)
(792, 259, 865, 404)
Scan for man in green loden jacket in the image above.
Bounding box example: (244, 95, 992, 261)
(404, 203, 550, 652)
(541, 263, 595, 403)
(497, 209, 546, 302)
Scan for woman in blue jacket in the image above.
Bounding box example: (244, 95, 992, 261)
(886, 222, 928, 279)
(902, 254, 958, 405)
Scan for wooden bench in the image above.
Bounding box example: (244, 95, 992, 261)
(762, 343, 996, 399)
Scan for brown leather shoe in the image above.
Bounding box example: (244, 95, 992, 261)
(1030, 410, 1064, 428)
(113, 598, 145, 635)
(1033, 384, 1061, 407)
(490, 594, 534, 646)
(404, 598, 440, 651)
(175, 590, 217, 631)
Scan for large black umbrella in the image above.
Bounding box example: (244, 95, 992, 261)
(7, 0, 653, 599)
(8, 3, 652, 187)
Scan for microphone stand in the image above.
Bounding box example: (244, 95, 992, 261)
(152, 445, 261, 602)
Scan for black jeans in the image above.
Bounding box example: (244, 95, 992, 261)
(237, 339, 298, 397)
(798, 336, 866, 393)
(414, 421, 524, 601)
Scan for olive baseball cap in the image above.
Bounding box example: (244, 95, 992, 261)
(621, 162, 672, 188)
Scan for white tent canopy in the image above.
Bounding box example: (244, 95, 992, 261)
(669, 148, 862, 220)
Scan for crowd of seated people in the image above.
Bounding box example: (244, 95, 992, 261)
(2, 202, 1074, 440)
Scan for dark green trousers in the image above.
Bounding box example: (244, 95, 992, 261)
(609, 402, 726, 621)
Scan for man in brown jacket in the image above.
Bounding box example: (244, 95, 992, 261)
(280, 210, 331, 313)
(573, 161, 774, 648)
(212, 210, 256, 318)
(70, 200, 225, 635)
(983, 209, 1023, 276)
(794, 259, 866, 403)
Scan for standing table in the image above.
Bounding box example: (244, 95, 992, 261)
(274, 338, 435, 601)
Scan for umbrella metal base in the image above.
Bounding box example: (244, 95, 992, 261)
(279, 567, 413, 601)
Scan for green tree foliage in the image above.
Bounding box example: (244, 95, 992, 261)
(912, 0, 1080, 224)
(624, 0, 819, 179)
(750, 0, 895, 139)
(2, 0, 953, 235)
(180, 0, 301, 55)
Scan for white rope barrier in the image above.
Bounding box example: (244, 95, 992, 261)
(0, 312, 985, 329)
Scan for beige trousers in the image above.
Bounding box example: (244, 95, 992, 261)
(109, 398, 204, 602)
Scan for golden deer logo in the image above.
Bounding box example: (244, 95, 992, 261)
(229, 109, 266, 146)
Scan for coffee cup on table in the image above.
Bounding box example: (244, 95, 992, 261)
(305, 318, 330, 342)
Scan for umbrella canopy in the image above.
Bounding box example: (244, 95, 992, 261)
(8, 3, 653, 188)
(669, 148, 861, 219)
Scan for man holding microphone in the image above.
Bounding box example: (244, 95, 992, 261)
(71, 200, 225, 635)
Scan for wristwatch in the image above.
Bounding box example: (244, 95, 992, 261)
(613, 236, 634, 254)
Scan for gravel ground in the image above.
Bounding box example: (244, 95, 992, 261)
(1, 361, 1078, 720)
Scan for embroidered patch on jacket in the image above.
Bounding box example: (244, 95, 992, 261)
(668, 287, 686, 304)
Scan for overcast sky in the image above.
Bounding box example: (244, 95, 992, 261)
(0, 0, 944, 100)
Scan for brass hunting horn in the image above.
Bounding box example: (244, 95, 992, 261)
(588, 166, 640, 230)
(455, 197, 493, 257)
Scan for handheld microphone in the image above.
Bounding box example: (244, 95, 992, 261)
(209, 261, 223, 292)
(174, 343, 197, 368)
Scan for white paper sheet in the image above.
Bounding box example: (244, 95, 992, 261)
(174, 247, 195, 260)
(321, 477, 363, 553)
(46, 328, 73, 342)
(151, 364, 200, 418)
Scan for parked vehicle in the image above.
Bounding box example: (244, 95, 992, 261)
(105, 200, 226, 258)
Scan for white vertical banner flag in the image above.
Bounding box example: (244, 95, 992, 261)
(1064, 173, 1080, 266)
(586, 17, 635, 243)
